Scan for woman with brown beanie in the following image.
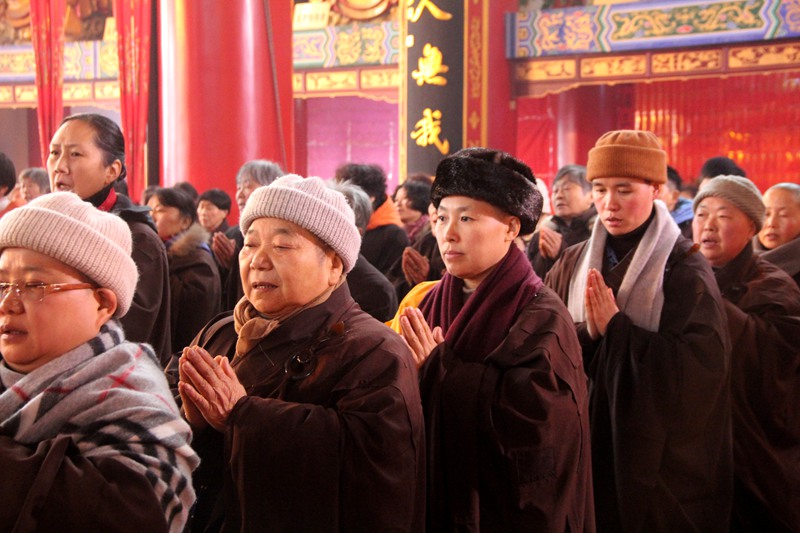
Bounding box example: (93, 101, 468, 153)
(398, 148, 594, 531)
(173, 175, 425, 531)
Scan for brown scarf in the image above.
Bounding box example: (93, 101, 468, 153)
(233, 277, 344, 358)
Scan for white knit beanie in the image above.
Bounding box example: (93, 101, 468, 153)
(240, 174, 361, 273)
(0, 192, 138, 317)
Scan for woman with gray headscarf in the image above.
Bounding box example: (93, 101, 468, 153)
(176, 175, 425, 531)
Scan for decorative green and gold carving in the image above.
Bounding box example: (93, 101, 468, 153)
(611, 1, 764, 40)
(411, 43, 448, 86)
(361, 67, 400, 88)
(411, 107, 450, 155)
(306, 71, 359, 91)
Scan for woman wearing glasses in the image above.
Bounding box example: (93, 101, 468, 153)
(0, 192, 197, 531)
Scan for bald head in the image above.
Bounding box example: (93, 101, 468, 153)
(759, 183, 800, 249)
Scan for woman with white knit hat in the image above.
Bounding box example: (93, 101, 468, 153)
(693, 175, 800, 531)
(175, 174, 424, 531)
(0, 192, 198, 532)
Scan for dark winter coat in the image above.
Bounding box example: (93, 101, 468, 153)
(346, 253, 398, 321)
(112, 194, 172, 366)
(527, 206, 596, 278)
(546, 236, 733, 533)
(166, 224, 221, 353)
(361, 223, 409, 276)
(714, 244, 800, 531)
(178, 283, 425, 532)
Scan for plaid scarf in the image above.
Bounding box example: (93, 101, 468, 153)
(0, 320, 199, 532)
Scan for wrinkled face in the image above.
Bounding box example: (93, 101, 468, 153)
(47, 120, 120, 200)
(148, 197, 190, 240)
(0, 249, 112, 373)
(20, 178, 43, 202)
(552, 178, 592, 220)
(435, 196, 519, 290)
(197, 200, 228, 233)
(693, 196, 756, 268)
(759, 188, 800, 250)
(394, 187, 422, 225)
(239, 218, 342, 316)
(592, 177, 659, 236)
(236, 176, 261, 212)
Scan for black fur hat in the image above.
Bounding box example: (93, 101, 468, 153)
(432, 148, 542, 234)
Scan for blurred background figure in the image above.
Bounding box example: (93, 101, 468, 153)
(754, 182, 800, 286)
(335, 163, 408, 276)
(394, 177, 432, 243)
(0, 152, 24, 217)
(214, 159, 286, 311)
(197, 188, 232, 236)
(697, 156, 746, 189)
(658, 166, 693, 238)
(527, 164, 595, 277)
(147, 187, 221, 353)
(18, 167, 50, 202)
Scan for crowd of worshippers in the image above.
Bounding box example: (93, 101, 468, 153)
(0, 113, 798, 532)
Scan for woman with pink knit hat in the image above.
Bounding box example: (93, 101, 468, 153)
(0, 192, 197, 532)
(174, 175, 424, 531)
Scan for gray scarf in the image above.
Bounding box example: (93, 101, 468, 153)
(568, 201, 680, 332)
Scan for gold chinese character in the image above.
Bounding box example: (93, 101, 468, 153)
(407, 0, 453, 23)
(411, 108, 450, 155)
(411, 44, 449, 86)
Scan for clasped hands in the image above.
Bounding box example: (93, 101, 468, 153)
(584, 268, 619, 340)
(178, 346, 247, 432)
(399, 307, 444, 368)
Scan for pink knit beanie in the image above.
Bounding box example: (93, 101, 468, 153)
(240, 175, 361, 273)
(0, 192, 138, 317)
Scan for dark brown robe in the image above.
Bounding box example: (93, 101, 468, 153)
(527, 205, 596, 278)
(546, 235, 733, 532)
(419, 246, 594, 532)
(714, 244, 800, 531)
(178, 284, 425, 532)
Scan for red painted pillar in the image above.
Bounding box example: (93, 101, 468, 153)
(159, 0, 293, 222)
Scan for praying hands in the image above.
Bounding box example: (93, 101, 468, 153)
(584, 268, 620, 340)
(399, 307, 444, 368)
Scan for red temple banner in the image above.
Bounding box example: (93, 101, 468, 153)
(113, 0, 151, 203)
(29, 0, 66, 166)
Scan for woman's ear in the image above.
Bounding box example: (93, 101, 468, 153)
(93, 288, 118, 327)
(104, 160, 123, 185)
(328, 253, 344, 285)
(506, 216, 521, 241)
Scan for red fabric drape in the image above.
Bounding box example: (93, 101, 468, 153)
(114, 0, 152, 204)
(29, 0, 66, 166)
(635, 72, 800, 191)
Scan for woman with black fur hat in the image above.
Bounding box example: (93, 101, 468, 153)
(397, 148, 594, 531)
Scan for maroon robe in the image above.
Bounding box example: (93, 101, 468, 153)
(715, 244, 800, 531)
(418, 245, 594, 531)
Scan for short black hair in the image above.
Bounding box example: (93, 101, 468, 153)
(334, 163, 387, 209)
(700, 156, 746, 179)
(197, 188, 231, 212)
(396, 180, 432, 213)
(152, 187, 197, 222)
(0, 152, 17, 196)
(665, 166, 682, 191)
(174, 181, 198, 204)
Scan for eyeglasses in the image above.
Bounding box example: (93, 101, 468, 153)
(0, 282, 95, 305)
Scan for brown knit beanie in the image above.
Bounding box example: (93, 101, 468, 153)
(240, 174, 361, 273)
(0, 192, 138, 317)
(587, 130, 667, 184)
(693, 174, 765, 231)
